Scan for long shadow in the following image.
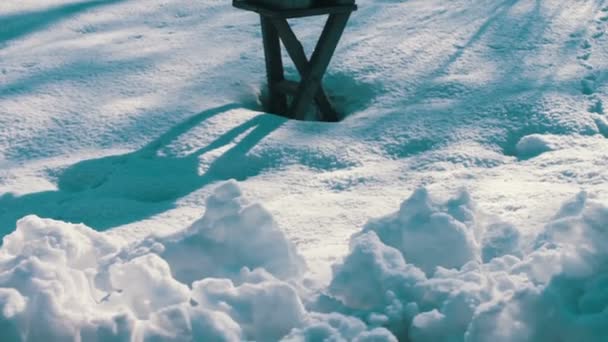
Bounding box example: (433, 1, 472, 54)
(0, 0, 124, 46)
(364, 0, 592, 158)
(0, 56, 154, 99)
(400, 0, 521, 107)
(0, 104, 286, 236)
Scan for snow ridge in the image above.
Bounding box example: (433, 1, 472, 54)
(2, 182, 608, 341)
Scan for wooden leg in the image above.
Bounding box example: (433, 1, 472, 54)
(260, 15, 288, 115)
(271, 18, 339, 122)
(288, 13, 350, 121)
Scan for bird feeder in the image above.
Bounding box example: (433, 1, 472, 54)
(233, 0, 357, 122)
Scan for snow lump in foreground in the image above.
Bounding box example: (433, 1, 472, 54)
(327, 189, 608, 341)
(0, 181, 308, 341)
(0, 181, 389, 341)
(2, 184, 608, 341)
(151, 180, 306, 284)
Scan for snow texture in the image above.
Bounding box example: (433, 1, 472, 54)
(2, 0, 608, 340)
(0, 182, 306, 341)
(2, 184, 608, 341)
(328, 190, 608, 341)
(0, 181, 387, 341)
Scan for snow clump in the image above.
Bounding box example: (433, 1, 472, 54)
(0, 181, 308, 341)
(0, 180, 390, 341)
(327, 189, 608, 341)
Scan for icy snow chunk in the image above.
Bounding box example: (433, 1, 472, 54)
(1, 215, 118, 269)
(192, 268, 305, 341)
(282, 312, 397, 342)
(156, 180, 306, 284)
(106, 254, 190, 319)
(0, 289, 26, 319)
(324, 190, 608, 341)
(409, 309, 448, 341)
(0, 288, 26, 341)
(0, 181, 307, 341)
(329, 232, 424, 311)
(514, 134, 574, 159)
(140, 304, 242, 341)
(362, 188, 480, 275)
(515, 134, 553, 158)
(0, 216, 135, 341)
(481, 222, 521, 262)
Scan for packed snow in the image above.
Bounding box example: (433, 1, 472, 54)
(1, 0, 608, 340)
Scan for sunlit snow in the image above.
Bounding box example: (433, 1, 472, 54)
(1, 0, 608, 341)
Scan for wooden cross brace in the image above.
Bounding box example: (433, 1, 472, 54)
(233, 1, 357, 121)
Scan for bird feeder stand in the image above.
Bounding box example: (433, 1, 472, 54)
(232, 0, 357, 122)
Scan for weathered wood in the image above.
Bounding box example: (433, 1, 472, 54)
(248, 0, 314, 10)
(234, 0, 355, 122)
(260, 15, 288, 115)
(271, 18, 339, 121)
(233, 0, 356, 19)
(275, 79, 300, 95)
(289, 13, 350, 120)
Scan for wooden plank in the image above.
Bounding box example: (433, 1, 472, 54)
(271, 18, 339, 121)
(247, 0, 314, 11)
(275, 79, 340, 122)
(289, 13, 350, 120)
(275, 79, 300, 95)
(233, 0, 356, 19)
(260, 15, 288, 115)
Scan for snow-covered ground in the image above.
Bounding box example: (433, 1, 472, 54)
(1, 0, 608, 340)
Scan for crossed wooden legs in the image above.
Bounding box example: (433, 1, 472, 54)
(260, 13, 351, 122)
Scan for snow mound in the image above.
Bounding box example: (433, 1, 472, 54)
(361, 188, 480, 275)
(283, 312, 397, 342)
(150, 180, 306, 284)
(329, 231, 425, 312)
(0, 181, 309, 341)
(514, 134, 576, 159)
(326, 190, 608, 341)
(2, 185, 608, 341)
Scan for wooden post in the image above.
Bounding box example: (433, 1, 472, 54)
(288, 13, 350, 120)
(260, 16, 288, 115)
(233, 0, 357, 121)
(271, 18, 339, 122)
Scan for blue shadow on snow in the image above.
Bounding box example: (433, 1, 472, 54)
(0, 104, 286, 236)
(0, 0, 124, 46)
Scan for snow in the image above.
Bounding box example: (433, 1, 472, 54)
(3, 184, 607, 340)
(361, 188, 480, 275)
(1, 0, 608, 340)
(152, 180, 305, 284)
(327, 190, 608, 341)
(0, 182, 389, 341)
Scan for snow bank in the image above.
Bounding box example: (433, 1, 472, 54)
(0, 181, 309, 341)
(283, 312, 397, 342)
(2, 185, 608, 341)
(0, 181, 389, 341)
(147, 180, 305, 284)
(360, 188, 481, 275)
(327, 189, 608, 341)
(514, 134, 580, 159)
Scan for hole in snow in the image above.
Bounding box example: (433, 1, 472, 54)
(256, 70, 382, 122)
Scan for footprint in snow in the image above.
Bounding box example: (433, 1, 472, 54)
(581, 39, 592, 49)
(578, 51, 591, 61)
(589, 100, 605, 114)
(593, 116, 608, 138)
(581, 75, 596, 95)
